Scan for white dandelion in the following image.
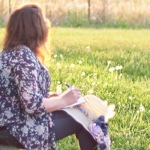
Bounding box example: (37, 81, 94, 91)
(115, 65, 123, 70)
(81, 72, 86, 76)
(129, 96, 133, 100)
(137, 104, 145, 113)
(71, 64, 75, 68)
(139, 105, 145, 112)
(87, 89, 94, 94)
(86, 46, 90, 49)
(60, 54, 63, 58)
(54, 55, 57, 58)
(107, 61, 111, 66)
(56, 62, 61, 67)
(57, 81, 61, 84)
(109, 67, 115, 72)
(78, 60, 83, 64)
(91, 82, 96, 86)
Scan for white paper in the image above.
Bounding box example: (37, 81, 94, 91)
(64, 97, 86, 108)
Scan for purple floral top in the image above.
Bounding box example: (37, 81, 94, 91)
(0, 45, 56, 150)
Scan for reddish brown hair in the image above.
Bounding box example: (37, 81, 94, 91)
(3, 4, 50, 62)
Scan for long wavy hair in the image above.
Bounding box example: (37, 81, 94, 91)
(3, 4, 50, 63)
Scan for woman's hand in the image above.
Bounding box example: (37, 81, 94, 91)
(60, 88, 81, 107)
(43, 88, 81, 112)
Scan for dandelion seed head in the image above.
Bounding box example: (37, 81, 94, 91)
(82, 83, 86, 87)
(116, 65, 123, 70)
(54, 55, 57, 58)
(139, 105, 145, 112)
(71, 64, 75, 68)
(107, 60, 111, 65)
(86, 46, 90, 49)
(56, 62, 61, 67)
(109, 67, 115, 72)
(78, 60, 82, 64)
(137, 104, 145, 113)
(87, 89, 94, 94)
(120, 66, 123, 69)
(81, 72, 86, 76)
(91, 82, 96, 86)
(129, 96, 132, 100)
(57, 81, 61, 84)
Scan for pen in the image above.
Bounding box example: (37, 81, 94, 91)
(66, 84, 72, 89)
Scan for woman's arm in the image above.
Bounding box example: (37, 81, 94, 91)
(48, 92, 59, 98)
(43, 88, 81, 112)
(13, 47, 81, 114)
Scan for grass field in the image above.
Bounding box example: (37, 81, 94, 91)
(0, 28, 150, 150)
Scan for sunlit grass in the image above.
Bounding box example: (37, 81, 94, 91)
(50, 28, 150, 150)
(0, 28, 149, 150)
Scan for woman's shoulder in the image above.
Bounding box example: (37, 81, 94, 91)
(1, 45, 39, 67)
(1, 45, 41, 68)
(2, 45, 35, 58)
(14, 45, 35, 56)
(11, 45, 38, 62)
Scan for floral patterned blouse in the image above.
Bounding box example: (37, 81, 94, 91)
(0, 45, 56, 150)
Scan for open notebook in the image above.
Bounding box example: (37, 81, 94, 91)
(64, 97, 86, 108)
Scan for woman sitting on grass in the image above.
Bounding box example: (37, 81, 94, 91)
(0, 3, 99, 150)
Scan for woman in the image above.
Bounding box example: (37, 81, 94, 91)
(0, 4, 98, 150)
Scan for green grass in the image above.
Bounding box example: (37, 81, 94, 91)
(0, 28, 150, 150)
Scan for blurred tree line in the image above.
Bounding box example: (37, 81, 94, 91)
(0, 0, 150, 28)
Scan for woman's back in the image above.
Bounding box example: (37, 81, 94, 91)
(0, 45, 55, 149)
